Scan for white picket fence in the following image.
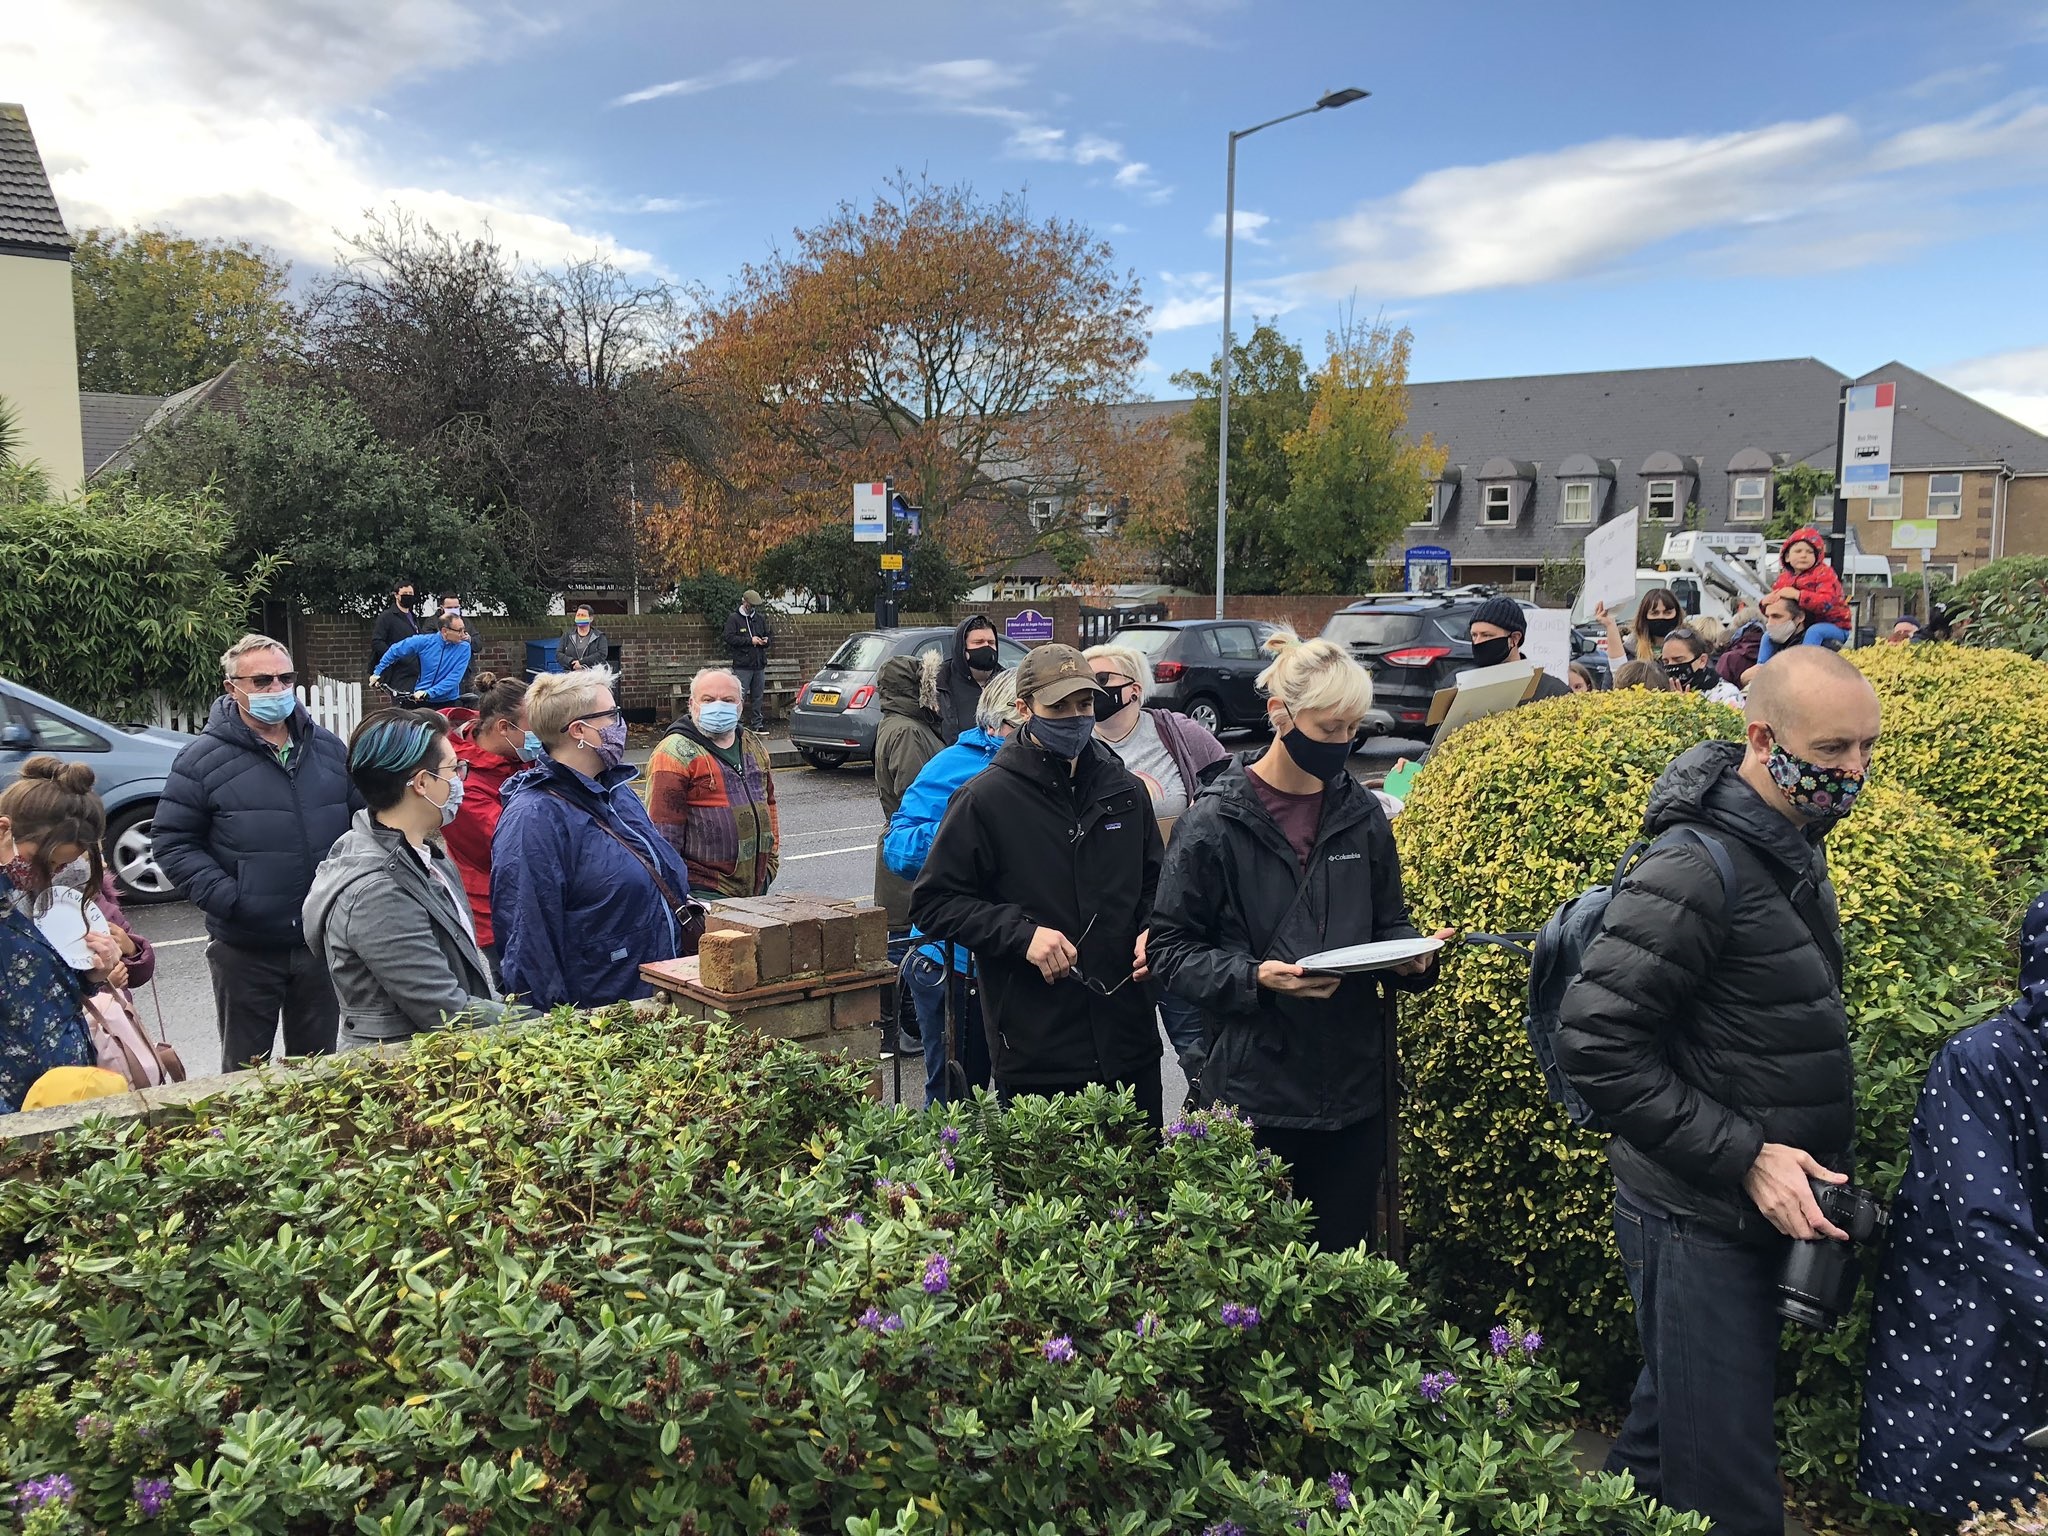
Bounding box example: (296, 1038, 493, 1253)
(150, 678, 364, 739)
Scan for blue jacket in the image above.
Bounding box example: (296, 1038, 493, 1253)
(375, 633, 473, 702)
(490, 754, 694, 1011)
(883, 725, 1002, 972)
(0, 873, 92, 1115)
(1859, 888, 2048, 1518)
(153, 697, 363, 949)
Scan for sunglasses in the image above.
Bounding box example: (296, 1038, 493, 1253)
(233, 672, 297, 689)
(1066, 914, 1139, 997)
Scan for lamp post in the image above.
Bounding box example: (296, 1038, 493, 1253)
(1215, 87, 1369, 619)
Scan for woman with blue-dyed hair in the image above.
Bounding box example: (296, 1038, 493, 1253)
(303, 709, 506, 1051)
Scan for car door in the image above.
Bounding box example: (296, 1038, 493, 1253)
(1207, 624, 1266, 724)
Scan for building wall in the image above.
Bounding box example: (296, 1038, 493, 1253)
(0, 252, 84, 494)
(1846, 468, 2003, 579)
(2003, 475, 2048, 562)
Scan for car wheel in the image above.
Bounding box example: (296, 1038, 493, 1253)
(1185, 696, 1224, 735)
(105, 801, 178, 905)
(799, 748, 848, 771)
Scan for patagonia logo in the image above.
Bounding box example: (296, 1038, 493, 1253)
(1327, 851, 1362, 862)
(1104, 820, 1124, 831)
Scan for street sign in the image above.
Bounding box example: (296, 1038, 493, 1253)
(1404, 544, 1452, 593)
(879, 553, 904, 570)
(853, 482, 888, 543)
(1890, 519, 1939, 551)
(1005, 609, 1055, 643)
(1840, 382, 1896, 498)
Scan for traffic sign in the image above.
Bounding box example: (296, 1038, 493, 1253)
(879, 553, 904, 570)
(1840, 382, 1896, 498)
(853, 482, 888, 543)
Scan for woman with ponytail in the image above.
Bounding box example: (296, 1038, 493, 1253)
(440, 673, 535, 982)
(0, 759, 101, 1111)
(1148, 633, 1452, 1251)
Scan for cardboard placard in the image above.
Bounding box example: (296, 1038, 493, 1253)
(1426, 661, 1540, 740)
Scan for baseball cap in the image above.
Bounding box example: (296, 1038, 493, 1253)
(1015, 643, 1106, 705)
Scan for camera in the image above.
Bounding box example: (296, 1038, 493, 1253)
(1777, 1178, 1888, 1331)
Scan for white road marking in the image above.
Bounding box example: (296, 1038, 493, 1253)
(152, 936, 208, 948)
(783, 843, 879, 862)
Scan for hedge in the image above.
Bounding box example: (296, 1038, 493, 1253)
(0, 1014, 1707, 1536)
(1945, 556, 2048, 662)
(1391, 688, 2009, 1526)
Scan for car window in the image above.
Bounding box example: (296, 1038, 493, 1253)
(20, 701, 106, 753)
(996, 637, 1030, 666)
(824, 634, 894, 672)
(1115, 627, 1179, 656)
(1322, 613, 1422, 647)
(913, 638, 947, 660)
(1211, 625, 1260, 660)
(1432, 613, 1476, 642)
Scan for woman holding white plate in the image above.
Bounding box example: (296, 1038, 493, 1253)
(1148, 633, 1452, 1251)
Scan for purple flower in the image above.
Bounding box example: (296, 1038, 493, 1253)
(857, 1306, 903, 1334)
(1520, 1330, 1543, 1356)
(939, 1124, 961, 1147)
(73, 1412, 112, 1442)
(1219, 1302, 1262, 1331)
(1042, 1334, 1076, 1363)
(1489, 1325, 1513, 1358)
(14, 1474, 75, 1510)
(922, 1253, 951, 1294)
(1163, 1117, 1209, 1141)
(1328, 1471, 1354, 1511)
(1419, 1370, 1458, 1404)
(811, 1225, 833, 1246)
(1202, 1524, 1247, 1536)
(940, 1152, 956, 1174)
(1133, 1310, 1162, 1341)
(845, 1212, 864, 1226)
(133, 1477, 172, 1519)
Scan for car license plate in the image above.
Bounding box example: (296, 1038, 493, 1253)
(809, 691, 841, 708)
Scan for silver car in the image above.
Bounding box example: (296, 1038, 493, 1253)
(788, 627, 1031, 769)
(0, 676, 195, 903)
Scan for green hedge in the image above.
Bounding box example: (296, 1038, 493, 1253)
(1946, 556, 2048, 661)
(0, 1014, 1706, 1536)
(1391, 689, 2009, 1527)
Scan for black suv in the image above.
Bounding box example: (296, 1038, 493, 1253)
(1110, 620, 1281, 734)
(1324, 589, 1604, 735)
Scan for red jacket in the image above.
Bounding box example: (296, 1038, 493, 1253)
(1772, 527, 1852, 628)
(442, 711, 524, 947)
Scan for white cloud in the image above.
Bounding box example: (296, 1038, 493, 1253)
(1874, 93, 2048, 170)
(611, 57, 794, 109)
(839, 58, 1030, 101)
(3, 0, 658, 272)
(1206, 209, 1270, 243)
(1904, 62, 2002, 99)
(1151, 268, 1303, 332)
(1050, 0, 1242, 47)
(1940, 343, 2048, 434)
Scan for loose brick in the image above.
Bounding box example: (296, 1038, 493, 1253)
(701, 909, 792, 983)
(831, 986, 883, 1030)
(851, 905, 889, 963)
(817, 908, 858, 973)
(698, 930, 759, 995)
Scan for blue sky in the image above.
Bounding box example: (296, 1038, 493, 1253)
(6, 0, 2047, 426)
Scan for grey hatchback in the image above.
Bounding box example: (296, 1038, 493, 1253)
(0, 676, 195, 903)
(788, 627, 1031, 769)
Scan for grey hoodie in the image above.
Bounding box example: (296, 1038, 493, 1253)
(304, 810, 506, 1045)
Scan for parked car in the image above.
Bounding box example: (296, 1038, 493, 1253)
(0, 676, 195, 903)
(1112, 619, 1282, 736)
(1323, 591, 1606, 737)
(788, 627, 1033, 769)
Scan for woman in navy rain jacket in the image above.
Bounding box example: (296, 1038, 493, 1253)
(1859, 888, 2048, 1517)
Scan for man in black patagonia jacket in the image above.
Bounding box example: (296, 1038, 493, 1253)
(1555, 646, 1881, 1536)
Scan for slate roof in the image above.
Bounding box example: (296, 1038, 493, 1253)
(1856, 361, 2048, 474)
(0, 104, 70, 257)
(90, 363, 250, 479)
(79, 392, 167, 476)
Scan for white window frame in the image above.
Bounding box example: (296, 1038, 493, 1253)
(1644, 479, 1680, 522)
(1559, 480, 1595, 525)
(1730, 474, 1770, 522)
(1081, 500, 1114, 533)
(1923, 562, 1958, 584)
(1865, 475, 1904, 520)
(1413, 482, 1446, 528)
(1031, 500, 1054, 531)
(1482, 483, 1514, 526)
(1927, 473, 1963, 519)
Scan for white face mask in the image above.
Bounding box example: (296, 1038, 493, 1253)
(1765, 619, 1800, 644)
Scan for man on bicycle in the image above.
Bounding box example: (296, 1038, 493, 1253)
(372, 614, 475, 708)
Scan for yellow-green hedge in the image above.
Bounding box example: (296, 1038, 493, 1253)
(1849, 643, 2048, 863)
(1390, 688, 2008, 1520)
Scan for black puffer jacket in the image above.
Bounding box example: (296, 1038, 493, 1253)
(933, 612, 997, 746)
(1149, 757, 1433, 1130)
(910, 733, 1162, 1086)
(1555, 739, 1852, 1241)
(152, 697, 363, 949)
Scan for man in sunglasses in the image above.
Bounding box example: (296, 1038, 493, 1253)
(372, 613, 475, 709)
(154, 634, 364, 1068)
(911, 644, 1166, 1125)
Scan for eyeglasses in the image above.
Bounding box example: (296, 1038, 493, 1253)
(423, 760, 470, 783)
(233, 672, 297, 689)
(1066, 914, 1139, 997)
(571, 707, 624, 726)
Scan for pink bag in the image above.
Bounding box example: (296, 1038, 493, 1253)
(85, 987, 187, 1091)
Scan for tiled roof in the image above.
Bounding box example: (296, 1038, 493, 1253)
(1857, 362, 2048, 474)
(0, 104, 70, 256)
(79, 392, 167, 476)
(90, 363, 250, 479)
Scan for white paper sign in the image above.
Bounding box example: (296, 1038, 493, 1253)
(1429, 661, 1537, 742)
(852, 482, 888, 543)
(1582, 509, 1640, 613)
(1841, 382, 1895, 498)
(1521, 607, 1574, 682)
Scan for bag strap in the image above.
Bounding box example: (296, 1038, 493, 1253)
(536, 786, 691, 916)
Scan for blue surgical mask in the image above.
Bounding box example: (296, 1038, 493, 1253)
(425, 770, 465, 827)
(520, 730, 544, 762)
(697, 701, 742, 736)
(244, 689, 296, 725)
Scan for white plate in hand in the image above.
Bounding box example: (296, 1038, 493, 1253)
(1295, 936, 1443, 974)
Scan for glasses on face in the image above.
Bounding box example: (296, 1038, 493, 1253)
(572, 707, 624, 727)
(233, 672, 297, 690)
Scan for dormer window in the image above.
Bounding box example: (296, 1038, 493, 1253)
(1645, 480, 1680, 522)
(1475, 457, 1534, 528)
(1640, 450, 1693, 525)
(1555, 453, 1611, 528)
(1731, 476, 1769, 521)
(1484, 484, 1513, 525)
(1560, 482, 1594, 524)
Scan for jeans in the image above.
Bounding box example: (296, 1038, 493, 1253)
(1157, 992, 1207, 1100)
(1606, 1186, 1787, 1536)
(1253, 1116, 1385, 1252)
(1757, 622, 1849, 665)
(736, 664, 766, 730)
(1000, 1069, 1164, 1130)
(206, 938, 340, 1070)
(906, 954, 991, 1106)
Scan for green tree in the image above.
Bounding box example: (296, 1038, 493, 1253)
(0, 468, 273, 711)
(753, 524, 967, 613)
(1163, 321, 1310, 593)
(72, 227, 295, 395)
(1277, 315, 1443, 593)
(1766, 462, 1835, 541)
(130, 377, 527, 616)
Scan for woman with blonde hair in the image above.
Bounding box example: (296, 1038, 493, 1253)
(1149, 632, 1452, 1250)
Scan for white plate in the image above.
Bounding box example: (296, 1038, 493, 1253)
(1295, 936, 1443, 975)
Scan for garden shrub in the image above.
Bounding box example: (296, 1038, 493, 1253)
(1945, 555, 2048, 662)
(1391, 689, 2008, 1524)
(0, 1013, 1706, 1536)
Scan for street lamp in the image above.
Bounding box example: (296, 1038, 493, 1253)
(1214, 87, 1369, 619)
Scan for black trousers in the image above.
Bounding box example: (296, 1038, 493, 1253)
(206, 939, 339, 1070)
(1253, 1115, 1386, 1252)
(736, 664, 767, 729)
(999, 1068, 1165, 1130)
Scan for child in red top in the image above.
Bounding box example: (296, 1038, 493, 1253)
(1771, 527, 1853, 635)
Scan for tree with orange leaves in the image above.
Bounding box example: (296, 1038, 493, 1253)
(655, 176, 1176, 585)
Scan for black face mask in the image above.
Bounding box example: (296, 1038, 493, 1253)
(1641, 614, 1681, 641)
(1470, 635, 1515, 668)
(1092, 684, 1135, 722)
(1672, 661, 1712, 691)
(1281, 727, 1353, 783)
(965, 645, 999, 673)
(397, 592, 414, 610)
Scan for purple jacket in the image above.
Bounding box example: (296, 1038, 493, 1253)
(1146, 707, 1230, 799)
